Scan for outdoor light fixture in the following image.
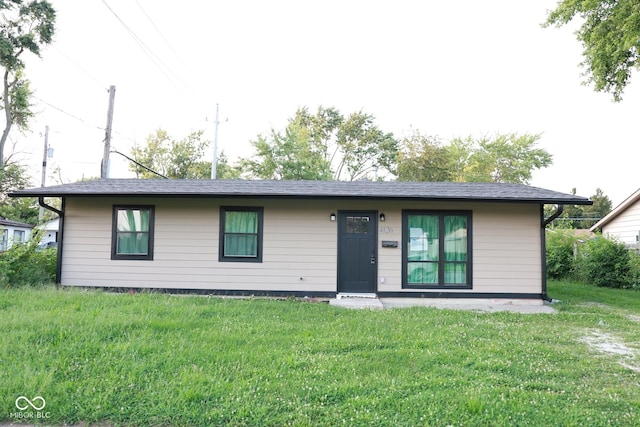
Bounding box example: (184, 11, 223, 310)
(379, 213, 386, 222)
(330, 213, 337, 221)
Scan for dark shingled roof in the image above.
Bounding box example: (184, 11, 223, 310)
(0, 216, 34, 228)
(9, 179, 592, 205)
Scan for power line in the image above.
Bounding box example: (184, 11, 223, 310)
(134, 0, 185, 66)
(34, 95, 147, 152)
(100, 0, 191, 91)
(53, 46, 109, 91)
(32, 95, 103, 130)
(111, 149, 168, 179)
(113, 130, 138, 145)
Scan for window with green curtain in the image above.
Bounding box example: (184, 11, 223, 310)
(112, 206, 154, 260)
(403, 211, 470, 288)
(220, 207, 263, 262)
(444, 215, 467, 284)
(407, 214, 439, 284)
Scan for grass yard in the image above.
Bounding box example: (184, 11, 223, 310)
(1, 281, 639, 426)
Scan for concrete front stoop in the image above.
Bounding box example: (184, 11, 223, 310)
(329, 293, 384, 310)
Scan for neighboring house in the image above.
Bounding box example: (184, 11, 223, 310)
(590, 187, 640, 248)
(10, 179, 591, 304)
(0, 216, 33, 252)
(36, 217, 60, 246)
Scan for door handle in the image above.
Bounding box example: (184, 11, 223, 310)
(370, 255, 376, 265)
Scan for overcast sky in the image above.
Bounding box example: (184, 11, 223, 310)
(12, 0, 640, 206)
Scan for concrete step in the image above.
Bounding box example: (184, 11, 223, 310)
(329, 293, 384, 310)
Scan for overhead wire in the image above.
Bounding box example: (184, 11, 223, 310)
(52, 46, 109, 91)
(25, 2, 207, 180)
(32, 96, 144, 152)
(134, 0, 186, 66)
(32, 95, 104, 130)
(110, 149, 168, 179)
(100, 0, 192, 92)
(104, 0, 215, 146)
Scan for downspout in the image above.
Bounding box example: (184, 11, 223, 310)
(39, 197, 64, 285)
(541, 204, 564, 302)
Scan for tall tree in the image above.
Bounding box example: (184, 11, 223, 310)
(445, 137, 475, 182)
(582, 187, 612, 228)
(243, 106, 397, 181)
(397, 132, 552, 184)
(544, 0, 640, 101)
(243, 119, 332, 180)
(214, 151, 242, 180)
(131, 129, 220, 179)
(0, 159, 38, 223)
(462, 133, 553, 184)
(396, 131, 452, 181)
(551, 187, 612, 229)
(0, 0, 56, 167)
(334, 111, 397, 181)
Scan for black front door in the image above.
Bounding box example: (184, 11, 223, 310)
(338, 211, 377, 293)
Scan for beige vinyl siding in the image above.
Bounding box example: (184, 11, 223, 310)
(602, 200, 640, 247)
(61, 197, 542, 295)
(471, 204, 541, 293)
(62, 198, 338, 291)
(373, 201, 541, 294)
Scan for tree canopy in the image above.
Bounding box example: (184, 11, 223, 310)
(242, 106, 397, 181)
(243, 119, 332, 180)
(0, 160, 39, 224)
(544, 0, 640, 101)
(0, 0, 56, 167)
(396, 132, 452, 182)
(396, 131, 552, 184)
(550, 187, 613, 229)
(129, 129, 240, 179)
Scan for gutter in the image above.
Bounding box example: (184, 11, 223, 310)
(38, 197, 64, 284)
(540, 204, 564, 302)
(543, 204, 564, 227)
(38, 196, 62, 216)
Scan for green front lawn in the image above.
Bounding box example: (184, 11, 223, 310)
(1, 281, 639, 426)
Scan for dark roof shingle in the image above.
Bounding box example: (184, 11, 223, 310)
(0, 216, 34, 228)
(9, 178, 592, 205)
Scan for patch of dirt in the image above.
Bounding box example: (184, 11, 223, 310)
(581, 330, 640, 373)
(626, 314, 640, 323)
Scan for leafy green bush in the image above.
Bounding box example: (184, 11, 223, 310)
(546, 230, 578, 279)
(627, 250, 640, 290)
(575, 235, 632, 288)
(0, 231, 56, 287)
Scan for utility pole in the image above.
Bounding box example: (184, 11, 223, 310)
(38, 125, 49, 221)
(210, 103, 228, 179)
(211, 103, 220, 179)
(101, 85, 116, 179)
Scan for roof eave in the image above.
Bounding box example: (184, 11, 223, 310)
(8, 190, 592, 205)
(590, 187, 640, 231)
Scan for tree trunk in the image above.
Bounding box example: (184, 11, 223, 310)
(0, 69, 13, 169)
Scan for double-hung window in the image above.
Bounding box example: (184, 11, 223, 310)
(0, 229, 7, 251)
(111, 206, 155, 260)
(13, 230, 25, 244)
(403, 210, 471, 288)
(219, 207, 263, 262)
